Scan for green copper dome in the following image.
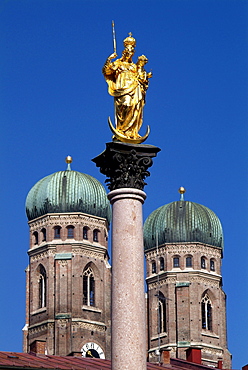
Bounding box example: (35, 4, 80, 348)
(26, 162, 111, 223)
(144, 198, 223, 251)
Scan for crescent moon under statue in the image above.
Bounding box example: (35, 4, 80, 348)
(108, 117, 150, 144)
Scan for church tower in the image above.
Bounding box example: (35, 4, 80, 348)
(144, 188, 231, 368)
(23, 157, 111, 359)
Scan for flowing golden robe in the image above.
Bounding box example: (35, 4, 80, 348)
(103, 58, 145, 139)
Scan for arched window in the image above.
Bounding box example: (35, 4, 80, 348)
(201, 293, 212, 331)
(67, 226, 74, 239)
(41, 228, 46, 242)
(173, 256, 180, 268)
(83, 267, 95, 306)
(83, 226, 89, 240)
(186, 256, 192, 268)
(33, 231, 38, 245)
(38, 265, 47, 309)
(210, 259, 215, 271)
(201, 257, 206, 269)
(93, 229, 99, 242)
(54, 226, 61, 239)
(158, 292, 166, 333)
(152, 261, 156, 274)
(160, 257, 164, 271)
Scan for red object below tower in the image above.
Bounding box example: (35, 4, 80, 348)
(186, 348, 202, 365)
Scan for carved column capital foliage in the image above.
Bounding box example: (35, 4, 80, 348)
(92, 141, 160, 191)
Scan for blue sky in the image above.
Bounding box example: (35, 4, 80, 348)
(0, 1, 247, 368)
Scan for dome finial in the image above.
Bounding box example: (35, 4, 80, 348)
(65, 156, 72, 170)
(178, 186, 186, 201)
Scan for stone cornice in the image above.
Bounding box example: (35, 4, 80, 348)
(147, 275, 177, 290)
(148, 342, 223, 357)
(28, 318, 107, 334)
(72, 319, 106, 332)
(28, 243, 107, 261)
(28, 320, 54, 335)
(72, 245, 107, 260)
(145, 242, 222, 260)
(191, 342, 223, 354)
(28, 212, 108, 230)
(147, 270, 221, 290)
(28, 245, 56, 259)
(188, 271, 221, 286)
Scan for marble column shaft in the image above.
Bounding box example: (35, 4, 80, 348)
(108, 188, 147, 370)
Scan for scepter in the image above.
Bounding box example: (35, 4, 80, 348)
(112, 20, 117, 54)
(112, 21, 117, 127)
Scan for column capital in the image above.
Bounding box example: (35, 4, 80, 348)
(92, 141, 160, 191)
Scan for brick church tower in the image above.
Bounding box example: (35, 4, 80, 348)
(23, 157, 111, 359)
(144, 188, 231, 368)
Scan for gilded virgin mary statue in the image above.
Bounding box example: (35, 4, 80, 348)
(102, 33, 152, 143)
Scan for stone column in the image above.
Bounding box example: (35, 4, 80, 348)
(93, 141, 160, 369)
(108, 187, 146, 369)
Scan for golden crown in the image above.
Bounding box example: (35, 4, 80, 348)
(123, 32, 136, 48)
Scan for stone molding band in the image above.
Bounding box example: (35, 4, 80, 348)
(108, 188, 146, 204)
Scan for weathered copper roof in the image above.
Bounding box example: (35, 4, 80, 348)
(26, 167, 111, 223)
(0, 351, 228, 370)
(144, 200, 223, 251)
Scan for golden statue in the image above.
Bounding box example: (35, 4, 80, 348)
(102, 32, 152, 144)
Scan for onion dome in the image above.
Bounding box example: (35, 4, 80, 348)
(26, 157, 111, 223)
(144, 187, 223, 251)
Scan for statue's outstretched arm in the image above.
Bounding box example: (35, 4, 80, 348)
(102, 52, 117, 75)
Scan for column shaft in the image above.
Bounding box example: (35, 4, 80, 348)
(108, 188, 147, 370)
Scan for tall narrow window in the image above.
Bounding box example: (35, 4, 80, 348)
(83, 267, 95, 306)
(160, 257, 164, 271)
(201, 257, 206, 269)
(33, 231, 38, 245)
(93, 229, 99, 242)
(210, 259, 215, 271)
(38, 265, 47, 309)
(186, 256, 192, 268)
(152, 261, 156, 274)
(173, 256, 180, 268)
(67, 226, 74, 239)
(54, 226, 61, 239)
(41, 228, 46, 242)
(201, 294, 212, 331)
(83, 226, 88, 240)
(158, 292, 166, 333)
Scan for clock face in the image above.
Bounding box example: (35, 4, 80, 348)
(81, 342, 105, 359)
